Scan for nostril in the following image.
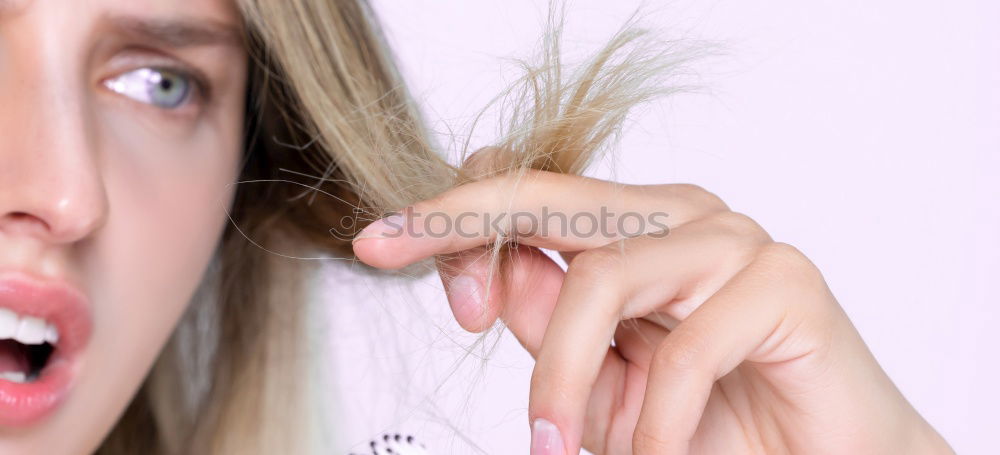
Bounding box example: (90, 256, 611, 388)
(1, 212, 52, 237)
(7, 212, 45, 225)
(2, 187, 107, 242)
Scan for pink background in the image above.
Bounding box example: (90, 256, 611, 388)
(326, 1, 999, 453)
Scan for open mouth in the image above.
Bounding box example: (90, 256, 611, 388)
(0, 312, 60, 384)
(0, 273, 91, 427)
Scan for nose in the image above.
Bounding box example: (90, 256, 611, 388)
(0, 55, 109, 245)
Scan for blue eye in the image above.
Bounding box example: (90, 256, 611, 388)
(104, 68, 192, 109)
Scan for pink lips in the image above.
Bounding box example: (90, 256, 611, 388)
(0, 272, 92, 426)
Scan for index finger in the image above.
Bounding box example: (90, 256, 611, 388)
(352, 171, 724, 269)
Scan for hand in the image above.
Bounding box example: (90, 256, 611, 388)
(353, 167, 952, 454)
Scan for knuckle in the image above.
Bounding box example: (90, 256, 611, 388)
(669, 183, 729, 211)
(753, 242, 825, 287)
(757, 242, 811, 269)
(567, 246, 627, 282)
(749, 243, 838, 320)
(710, 211, 769, 240)
(632, 425, 672, 454)
(651, 333, 704, 373)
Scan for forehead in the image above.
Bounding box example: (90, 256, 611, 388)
(0, 0, 245, 55)
(0, 0, 242, 26)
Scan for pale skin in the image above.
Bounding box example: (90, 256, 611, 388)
(1, 0, 956, 452)
(353, 156, 954, 454)
(0, 0, 245, 452)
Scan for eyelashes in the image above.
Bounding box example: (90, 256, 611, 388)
(102, 67, 200, 110)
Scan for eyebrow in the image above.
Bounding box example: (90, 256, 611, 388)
(107, 15, 243, 48)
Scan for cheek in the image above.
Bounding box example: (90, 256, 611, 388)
(102, 119, 240, 308)
(103, 118, 242, 343)
(66, 105, 244, 437)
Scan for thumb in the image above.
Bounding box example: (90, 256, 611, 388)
(437, 244, 564, 348)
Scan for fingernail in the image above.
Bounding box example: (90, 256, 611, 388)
(353, 213, 406, 243)
(531, 418, 564, 455)
(448, 275, 485, 323)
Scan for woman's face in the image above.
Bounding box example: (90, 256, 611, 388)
(0, 0, 246, 452)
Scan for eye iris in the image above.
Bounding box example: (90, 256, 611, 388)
(148, 70, 189, 109)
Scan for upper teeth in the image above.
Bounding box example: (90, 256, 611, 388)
(0, 309, 58, 345)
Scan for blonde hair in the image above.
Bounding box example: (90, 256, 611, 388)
(97, 1, 693, 453)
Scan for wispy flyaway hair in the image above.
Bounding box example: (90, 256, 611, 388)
(97, 1, 699, 453)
